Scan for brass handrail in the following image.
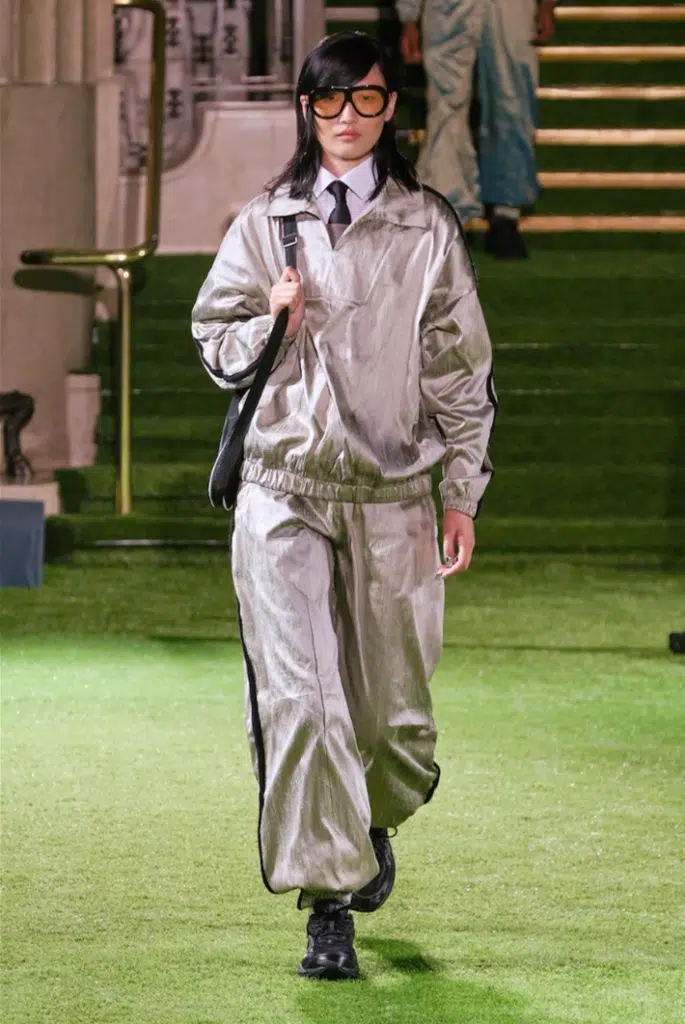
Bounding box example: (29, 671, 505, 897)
(466, 216, 685, 232)
(406, 128, 685, 146)
(539, 46, 685, 61)
(20, 0, 166, 515)
(324, 3, 685, 23)
(557, 6, 685, 21)
(537, 86, 685, 100)
(539, 172, 685, 189)
(537, 128, 685, 145)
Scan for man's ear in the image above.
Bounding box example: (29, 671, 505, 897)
(385, 91, 398, 122)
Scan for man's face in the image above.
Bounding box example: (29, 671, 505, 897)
(300, 64, 397, 170)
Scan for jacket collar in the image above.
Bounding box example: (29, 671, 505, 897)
(267, 178, 428, 230)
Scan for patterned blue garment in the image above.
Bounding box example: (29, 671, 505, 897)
(397, 0, 540, 221)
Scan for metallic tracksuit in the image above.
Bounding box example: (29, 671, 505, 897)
(191, 180, 496, 899)
(397, 0, 540, 221)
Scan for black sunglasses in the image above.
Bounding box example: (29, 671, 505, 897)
(308, 85, 390, 120)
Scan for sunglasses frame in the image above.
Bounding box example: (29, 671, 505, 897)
(308, 85, 390, 120)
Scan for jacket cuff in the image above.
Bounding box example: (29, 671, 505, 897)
(440, 481, 478, 518)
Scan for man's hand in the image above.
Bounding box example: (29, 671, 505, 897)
(536, 0, 557, 44)
(400, 21, 422, 64)
(270, 267, 305, 339)
(439, 509, 475, 578)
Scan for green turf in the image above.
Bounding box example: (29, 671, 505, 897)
(2, 551, 684, 1023)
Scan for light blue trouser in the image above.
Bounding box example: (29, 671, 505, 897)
(420, 0, 540, 221)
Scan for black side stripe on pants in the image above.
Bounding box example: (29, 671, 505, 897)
(237, 604, 275, 894)
(424, 761, 441, 805)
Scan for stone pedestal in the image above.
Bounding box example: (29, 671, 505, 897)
(0, 479, 61, 516)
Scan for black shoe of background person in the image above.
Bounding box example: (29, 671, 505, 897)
(484, 215, 529, 260)
(669, 632, 685, 654)
(298, 901, 359, 980)
(349, 827, 396, 913)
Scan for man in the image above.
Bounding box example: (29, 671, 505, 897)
(399, 0, 558, 258)
(192, 31, 496, 979)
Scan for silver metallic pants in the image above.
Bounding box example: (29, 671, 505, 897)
(231, 483, 443, 899)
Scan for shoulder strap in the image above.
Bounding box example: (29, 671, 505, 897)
(281, 215, 298, 269)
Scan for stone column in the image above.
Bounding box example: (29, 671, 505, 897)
(294, 0, 326, 79)
(57, 0, 86, 84)
(0, 0, 16, 85)
(0, 0, 118, 471)
(86, 0, 120, 265)
(18, 0, 58, 84)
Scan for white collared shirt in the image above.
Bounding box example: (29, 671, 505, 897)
(313, 156, 378, 224)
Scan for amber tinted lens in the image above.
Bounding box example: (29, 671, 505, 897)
(351, 88, 387, 117)
(311, 90, 346, 118)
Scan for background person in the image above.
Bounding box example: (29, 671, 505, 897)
(399, 0, 558, 258)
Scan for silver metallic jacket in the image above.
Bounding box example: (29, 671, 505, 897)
(192, 179, 496, 515)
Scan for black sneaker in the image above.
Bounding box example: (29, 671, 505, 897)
(298, 901, 359, 980)
(349, 827, 396, 913)
(484, 215, 529, 260)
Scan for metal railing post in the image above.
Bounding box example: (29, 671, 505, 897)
(115, 267, 134, 515)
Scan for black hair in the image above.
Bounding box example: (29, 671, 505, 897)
(267, 31, 419, 199)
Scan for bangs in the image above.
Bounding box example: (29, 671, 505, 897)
(299, 32, 388, 93)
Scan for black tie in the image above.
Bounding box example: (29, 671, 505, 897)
(327, 180, 351, 244)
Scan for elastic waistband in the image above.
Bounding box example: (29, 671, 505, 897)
(241, 460, 432, 504)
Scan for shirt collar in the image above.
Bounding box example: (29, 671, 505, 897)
(267, 177, 428, 229)
(313, 155, 377, 202)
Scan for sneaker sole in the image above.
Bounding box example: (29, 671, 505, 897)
(297, 962, 359, 981)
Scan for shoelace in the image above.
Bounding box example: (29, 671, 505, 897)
(308, 909, 353, 943)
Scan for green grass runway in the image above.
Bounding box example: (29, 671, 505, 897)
(2, 551, 684, 1023)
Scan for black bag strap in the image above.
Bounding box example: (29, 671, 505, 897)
(234, 214, 297, 413)
(215, 215, 298, 487)
(282, 214, 298, 269)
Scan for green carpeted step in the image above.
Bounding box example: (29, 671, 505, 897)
(94, 348, 683, 393)
(494, 367, 683, 390)
(491, 341, 682, 370)
(536, 190, 685, 216)
(536, 147, 685, 174)
(124, 251, 685, 309)
(93, 411, 678, 467)
(57, 462, 683, 521)
(538, 100, 685, 130)
(97, 384, 684, 420)
(93, 408, 679, 469)
(48, 512, 228, 548)
(97, 414, 222, 443)
(500, 388, 683, 419)
(489, 416, 678, 465)
(47, 511, 684, 556)
(485, 464, 683, 519)
(119, 390, 228, 417)
(477, 516, 685, 555)
(133, 257, 213, 302)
